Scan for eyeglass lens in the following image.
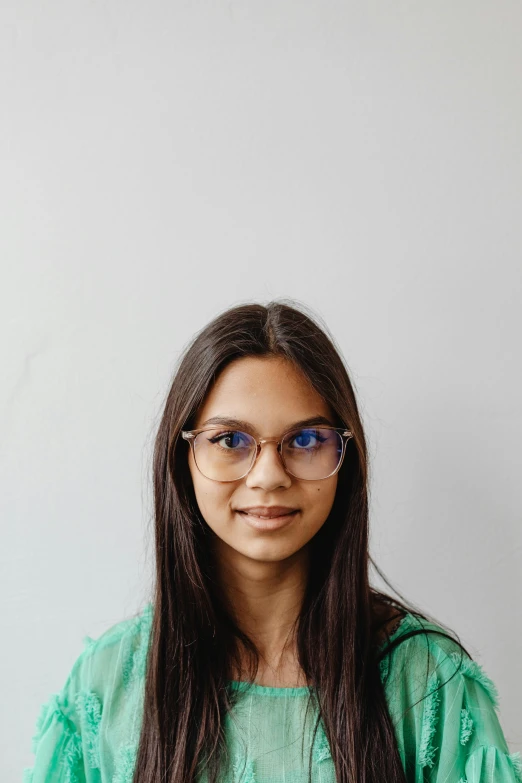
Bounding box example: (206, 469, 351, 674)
(192, 427, 343, 481)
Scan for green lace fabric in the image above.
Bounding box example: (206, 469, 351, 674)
(24, 604, 521, 783)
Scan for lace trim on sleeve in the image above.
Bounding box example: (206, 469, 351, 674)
(25, 687, 105, 783)
(449, 651, 500, 710)
(113, 741, 139, 783)
(75, 690, 103, 769)
(28, 694, 83, 783)
(418, 669, 441, 768)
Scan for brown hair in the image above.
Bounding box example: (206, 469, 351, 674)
(132, 299, 470, 783)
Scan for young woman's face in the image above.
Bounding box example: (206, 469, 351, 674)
(187, 355, 340, 567)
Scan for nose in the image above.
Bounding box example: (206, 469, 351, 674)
(244, 441, 292, 489)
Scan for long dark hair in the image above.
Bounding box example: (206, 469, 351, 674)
(133, 299, 471, 783)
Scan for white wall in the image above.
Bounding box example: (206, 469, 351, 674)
(2, 1, 520, 777)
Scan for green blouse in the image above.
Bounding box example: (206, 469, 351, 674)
(23, 603, 521, 783)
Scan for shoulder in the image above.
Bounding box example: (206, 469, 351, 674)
(379, 612, 521, 781)
(379, 611, 498, 711)
(74, 601, 154, 694)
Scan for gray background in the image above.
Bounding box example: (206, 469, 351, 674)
(2, 1, 520, 778)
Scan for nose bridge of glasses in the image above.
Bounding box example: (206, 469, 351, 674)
(257, 436, 283, 447)
(247, 436, 287, 476)
(253, 436, 284, 463)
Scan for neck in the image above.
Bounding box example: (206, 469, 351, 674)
(213, 539, 310, 662)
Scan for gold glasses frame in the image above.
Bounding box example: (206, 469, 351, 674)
(181, 425, 354, 482)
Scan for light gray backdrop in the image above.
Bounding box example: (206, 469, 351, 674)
(2, 2, 520, 779)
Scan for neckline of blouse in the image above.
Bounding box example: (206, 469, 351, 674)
(226, 612, 414, 696)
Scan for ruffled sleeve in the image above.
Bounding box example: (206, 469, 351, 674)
(381, 618, 521, 783)
(23, 686, 89, 783)
(23, 636, 106, 783)
(23, 604, 153, 783)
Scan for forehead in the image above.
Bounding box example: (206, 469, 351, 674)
(194, 355, 335, 433)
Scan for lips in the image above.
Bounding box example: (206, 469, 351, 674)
(237, 508, 299, 531)
(237, 506, 299, 519)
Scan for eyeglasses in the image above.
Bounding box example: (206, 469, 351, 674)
(181, 425, 353, 482)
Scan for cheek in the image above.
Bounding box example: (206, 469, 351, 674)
(188, 452, 214, 501)
(310, 477, 338, 509)
(295, 480, 338, 535)
(189, 466, 235, 524)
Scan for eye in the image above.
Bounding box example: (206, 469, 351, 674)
(288, 428, 328, 449)
(207, 430, 251, 450)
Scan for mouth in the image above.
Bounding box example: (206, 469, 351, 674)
(236, 509, 299, 531)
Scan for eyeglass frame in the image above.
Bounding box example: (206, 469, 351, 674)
(180, 425, 354, 482)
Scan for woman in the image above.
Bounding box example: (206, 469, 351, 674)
(24, 301, 520, 783)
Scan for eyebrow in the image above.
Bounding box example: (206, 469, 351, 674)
(198, 415, 335, 435)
